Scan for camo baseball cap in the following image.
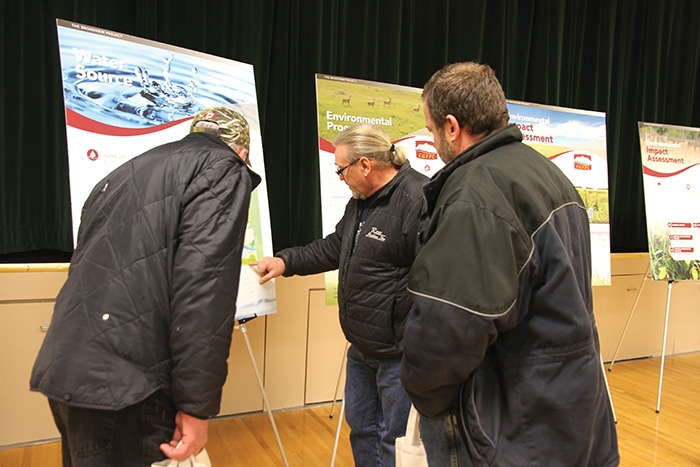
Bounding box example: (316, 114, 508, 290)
(190, 106, 250, 151)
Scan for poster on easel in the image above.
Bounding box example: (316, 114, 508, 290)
(507, 100, 612, 286)
(638, 122, 700, 281)
(55, 19, 276, 319)
(315, 74, 443, 305)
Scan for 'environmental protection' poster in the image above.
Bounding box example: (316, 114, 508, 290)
(315, 74, 442, 304)
(315, 76, 612, 303)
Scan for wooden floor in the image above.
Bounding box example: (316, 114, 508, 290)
(2, 352, 700, 466)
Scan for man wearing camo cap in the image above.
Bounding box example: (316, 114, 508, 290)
(31, 106, 261, 466)
(190, 106, 251, 164)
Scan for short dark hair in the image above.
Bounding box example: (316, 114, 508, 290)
(423, 62, 509, 136)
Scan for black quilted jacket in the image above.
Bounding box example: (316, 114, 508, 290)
(277, 162, 428, 358)
(31, 132, 260, 419)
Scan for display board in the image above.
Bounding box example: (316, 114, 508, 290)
(56, 19, 276, 319)
(638, 122, 700, 281)
(314, 75, 612, 300)
(315, 74, 443, 304)
(507, 100, 611, 286)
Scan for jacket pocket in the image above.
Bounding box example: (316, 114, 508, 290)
(457, 376, 496, 465)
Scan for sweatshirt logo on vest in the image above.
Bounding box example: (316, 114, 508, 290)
(365, 226, 386, 242)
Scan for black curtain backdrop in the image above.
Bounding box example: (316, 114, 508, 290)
(2, 0, 699, 261)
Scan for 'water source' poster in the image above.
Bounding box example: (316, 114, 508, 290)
(55, 19, 275, 319)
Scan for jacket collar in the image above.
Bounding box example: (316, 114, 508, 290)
(186, 132, 262, 190)
(365, 160, 413, 208)
(423, 124, 522, 212)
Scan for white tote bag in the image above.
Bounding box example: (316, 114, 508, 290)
(395, 404, 428, 467)
(151, 447, 211, 467)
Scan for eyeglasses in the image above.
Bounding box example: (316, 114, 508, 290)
(335, 160, 357, 177)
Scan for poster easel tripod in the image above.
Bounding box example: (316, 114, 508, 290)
(328, 341, 349, 467)
(234, 316, 289, 467)
(607, 263, 676, 412)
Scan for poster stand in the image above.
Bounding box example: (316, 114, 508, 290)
(607, 264, 676, 412)
(234, 317, 289, 466)
(328, 341, 349, 419)
(608, 264, 650, 371)
(328, 342, 349, 467)
(656, 280, 675, 413)
(329, 397, 346, 467)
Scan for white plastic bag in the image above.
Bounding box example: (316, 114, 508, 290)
(151, 447, 211, 467)
(395, 405, 428, 467)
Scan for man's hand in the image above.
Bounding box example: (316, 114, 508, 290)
(251, 256, 286, 284)
(159, 411, 208, 461)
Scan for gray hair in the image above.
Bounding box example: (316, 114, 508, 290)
(333, 123, 406, 168)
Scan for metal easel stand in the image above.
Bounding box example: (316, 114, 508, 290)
(600, 353, 617, 423)
(329, 397, 346, 467)
(606, 263, 676, 412)
(329, 341, 350, 419)
(329, 341, 349, 467)
(655, 280, 675, 413)
(235, 317, 289, 467)
(608, 264, 650, 372)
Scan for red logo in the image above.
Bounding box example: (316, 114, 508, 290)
(573, 153, 592, 170)
(87, 149, 99, 161)
(415, 140, 438, 160)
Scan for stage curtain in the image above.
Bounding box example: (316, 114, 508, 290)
(2, 0, 700, 260)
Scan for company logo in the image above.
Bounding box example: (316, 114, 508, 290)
(415, 140, 438, 160)
(87, 149, 99, 161)
(365, 226, 386, 242)
(573, 153, 592, 170)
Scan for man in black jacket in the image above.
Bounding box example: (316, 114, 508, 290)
(31, 106, 261, 466)
(400, 62, 619, 466)
(254, 123, 428, 467)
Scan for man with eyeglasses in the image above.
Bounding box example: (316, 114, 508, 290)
(254, 123, 428, 467)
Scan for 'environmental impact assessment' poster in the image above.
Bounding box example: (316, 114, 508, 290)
(638, 122, 700, 282)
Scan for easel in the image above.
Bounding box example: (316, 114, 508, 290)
(235, 317, 289, 466)
(328, 342, 349, 467)
(607, 264, 676, 412)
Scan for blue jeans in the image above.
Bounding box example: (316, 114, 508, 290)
(419, 413, 472, 467)
(48, 390, 177, 467)
(345, 344, 412, 467)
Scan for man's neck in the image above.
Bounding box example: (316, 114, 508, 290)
(364, 166, 399, 197)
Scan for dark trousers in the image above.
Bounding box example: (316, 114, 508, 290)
(48, 390, 176, 467)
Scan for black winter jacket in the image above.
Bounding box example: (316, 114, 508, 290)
(278, 162, 427, 358)
(31, 132, 261, 419)
(401, 125, 618, 465)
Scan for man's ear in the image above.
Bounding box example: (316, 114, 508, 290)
(359, 156, 372, 173)
(234, 146, 250, 165)
(444, 114, 461, 142)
